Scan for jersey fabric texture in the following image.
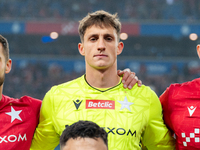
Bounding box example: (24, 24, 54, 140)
(31, 75, 175, 150)
(0, 95, 41, 150)
(160, 78, 200, 150)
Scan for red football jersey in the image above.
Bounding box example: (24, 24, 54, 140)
(0, 95, 42, 150)
(160, 78, 200, 150)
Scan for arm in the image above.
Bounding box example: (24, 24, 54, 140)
(30, 90, 60, 150)
(117, 68, 142, 89)
(159, 87, 173, 132)
(142, 89, 175, 150)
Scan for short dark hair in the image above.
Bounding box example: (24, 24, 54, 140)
(78, 10, 121, 42)
(0, 35, 9, 62)
(60, 120, 108, 148)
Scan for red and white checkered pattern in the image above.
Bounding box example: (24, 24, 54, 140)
(182, 128, 200, 147)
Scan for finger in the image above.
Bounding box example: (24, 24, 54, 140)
(137, 80, 142, 87)
(123, 73, 136, 89)
(122, 70, 135, 84)
(127, 77, 142, 88)
(118, 68, 131, 78)
(117, 70, 124, 76)
(123, 68, 131, 73)
(126, 74, 138, 89)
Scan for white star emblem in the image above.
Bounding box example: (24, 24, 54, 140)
(118, 96, 134, 111)
(5, 106, 22, 123)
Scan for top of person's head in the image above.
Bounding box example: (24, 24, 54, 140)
(78, 10, 121, 42)
(0, 35, 9, 61)
(60, 120, 108, 149)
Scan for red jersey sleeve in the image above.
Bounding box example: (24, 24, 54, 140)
(159, 87, 174, 133)
(22, 96, 42, 122)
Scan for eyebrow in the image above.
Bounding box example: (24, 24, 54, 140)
(87, 33, 114, 38)
(88, 34, 98, 37)
(104, 33, 114, 38)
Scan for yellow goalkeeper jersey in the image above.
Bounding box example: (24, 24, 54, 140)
(30, 75, 175, 150)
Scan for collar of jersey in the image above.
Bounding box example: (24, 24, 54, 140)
(84, 74, 122, 92)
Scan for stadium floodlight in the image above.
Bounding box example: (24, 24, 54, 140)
(189, 33, 198, 41)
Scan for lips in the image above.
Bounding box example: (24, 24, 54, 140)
(94, 54, 107, 57)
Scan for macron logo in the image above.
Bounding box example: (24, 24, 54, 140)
(187, 106, 197, 117)
(86, 100, 115, 109)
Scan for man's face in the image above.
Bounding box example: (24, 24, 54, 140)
(0, 43, 7, 86)
(78, 25, 123, 70)
(62, 137, 108, 150)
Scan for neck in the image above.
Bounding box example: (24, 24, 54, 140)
(85, 65, 120, 88)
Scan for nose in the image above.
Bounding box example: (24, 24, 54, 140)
(97, 37, 105, 51)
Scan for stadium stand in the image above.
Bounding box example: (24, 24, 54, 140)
(0, 0, 200, 22)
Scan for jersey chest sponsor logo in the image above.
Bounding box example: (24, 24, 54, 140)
(103, 127, 136, 137)
(86, 100, 115, 109)
(0, 133, 27, 144)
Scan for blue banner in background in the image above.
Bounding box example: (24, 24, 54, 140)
(1, 21, 200, 37)
(0, 21, 25, 34)
(141, 24, 182, 37)
(140, 24, 200, 38)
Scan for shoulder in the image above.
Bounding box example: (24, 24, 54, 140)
(2, 95, 42, 114)
(165, 78, 200, 100)
(2, 94, 13, 101)
(133, 84, 156, 96)
(133, 85, 161, 110)
(168, 78, 199, 92)
(19, 96, 42, 108)
(20, 95, 41, 101)
(130, 84, 158, 103)
(2, 95, 41, 105)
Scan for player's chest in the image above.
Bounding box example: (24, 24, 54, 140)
(0, 104, 34, 123)
(0, 105, 36, 146)
(169, 99, 200, 121)
(169, 99, 200, 148)
(54, 92, 151, 118)
(0, 104, 37, 136)
(53, 93, 151, 138)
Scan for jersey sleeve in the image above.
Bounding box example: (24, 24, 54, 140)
(159, 87, 169, 111)
(159, 87, 174, 132)
(142, 89, 175, 150)
(23, 96, 42, 124)
(30, 89, 60, 150)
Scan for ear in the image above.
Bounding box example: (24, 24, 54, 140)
(5, 59, 12, 74)
(197, 45, 200, 58)
(78, 43, 85, 56)
(117, 42, 124, 55)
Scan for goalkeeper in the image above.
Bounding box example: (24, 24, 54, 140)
(31, 10, 175, 150)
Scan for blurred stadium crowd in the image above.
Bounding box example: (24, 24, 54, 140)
(0, 0, 200, 22)
(4, 61, 84, 100)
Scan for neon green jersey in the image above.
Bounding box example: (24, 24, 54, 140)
(30, 75, 175, 150)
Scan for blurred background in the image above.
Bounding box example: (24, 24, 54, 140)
(1, 0, 200, 149)
(2, 0, 200, 99)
